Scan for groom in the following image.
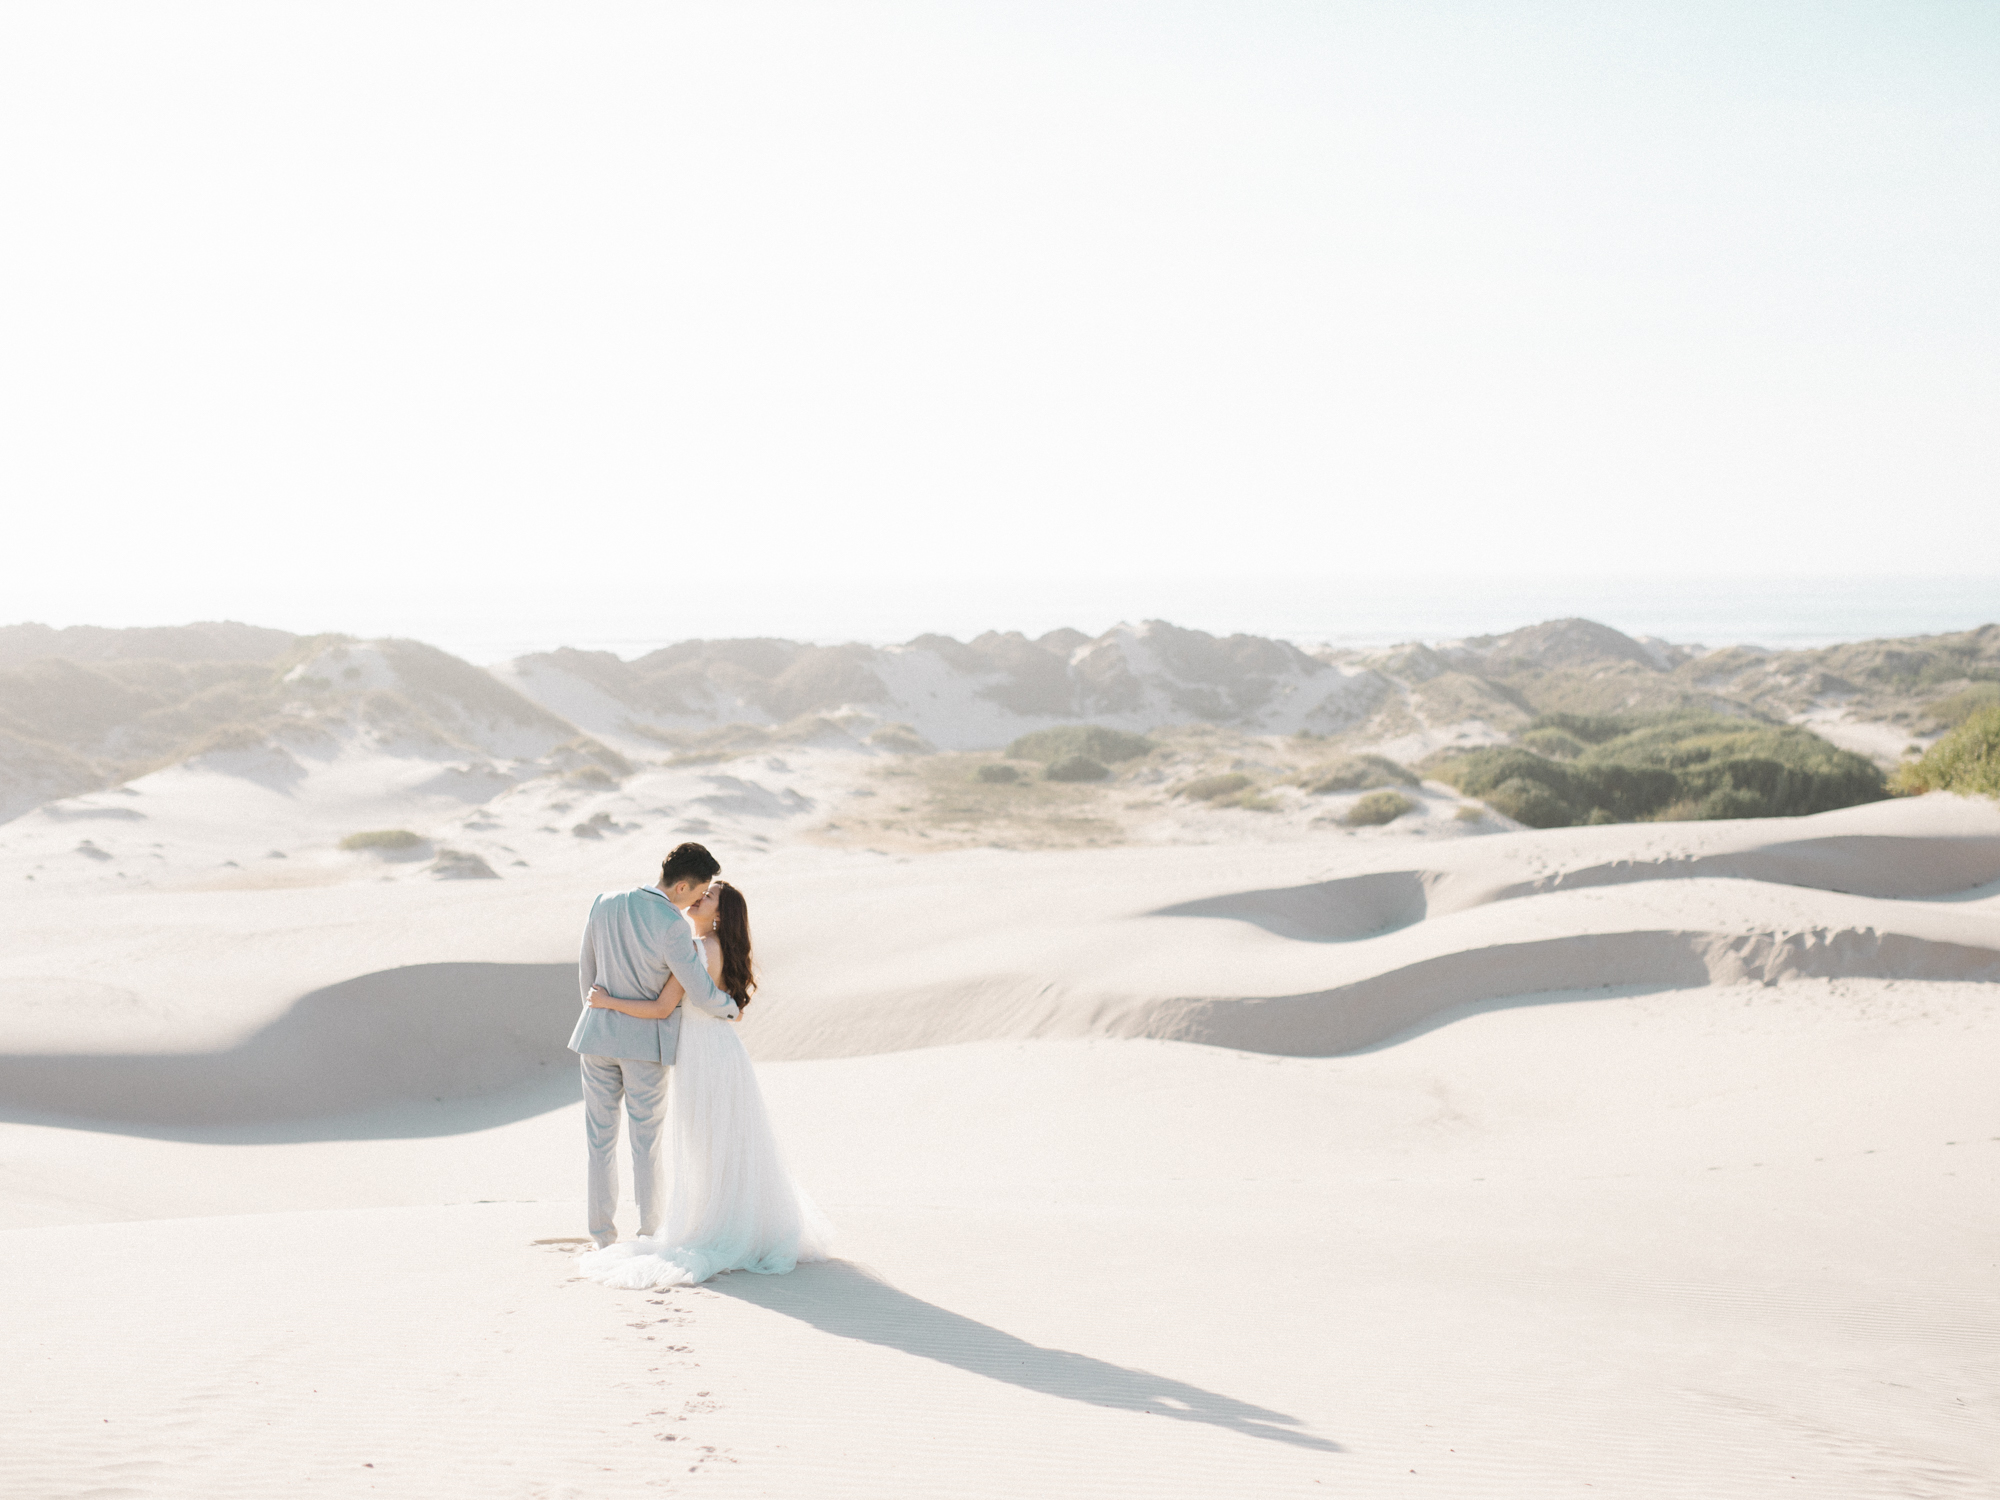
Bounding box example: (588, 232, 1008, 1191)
(571, 841, 742, 1248)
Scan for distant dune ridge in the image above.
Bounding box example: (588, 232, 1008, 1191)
(2, 614, 1996, 826)
(0, 631, 620, 823)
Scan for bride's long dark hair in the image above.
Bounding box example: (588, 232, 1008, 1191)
(711, 881, 756, 1009)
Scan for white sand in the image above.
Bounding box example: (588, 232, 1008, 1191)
(3, 775, 1997, 1497)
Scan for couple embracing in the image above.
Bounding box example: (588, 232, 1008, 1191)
(568, 841, 830, 1289)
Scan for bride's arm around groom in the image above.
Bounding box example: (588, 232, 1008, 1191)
(647, 895, 737, 1020)
(590, 905, 729, 1020)
(570, 863, 738, 1060)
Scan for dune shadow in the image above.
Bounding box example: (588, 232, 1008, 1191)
(1482, 835, 2000, 907)
(1920, 875, 2000, 905)
(1134, 928, 2000, 1057)
(191, 744, 309, 793)
(1149, 837, 2000, 949)
(709, 1259, 1341, 1453)
(1150, 869, 1435, 942)
(1342, 982, 1689, 1054)
(0, 962, 582, 1142)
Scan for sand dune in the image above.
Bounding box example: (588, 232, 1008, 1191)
(7, 795, 1992, 1110)
(734, 794, 2000, 1060)
(5, 988, 1995, 1497)
(2, 745, 1995, 1496)
(1149, 828, 2000, 941)
(0, 962, 577, 1134)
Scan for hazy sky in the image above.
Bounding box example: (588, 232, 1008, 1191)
(3, 1, 1996, 651)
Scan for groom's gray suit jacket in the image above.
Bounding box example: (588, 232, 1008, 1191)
(569, 886, 740, 1065)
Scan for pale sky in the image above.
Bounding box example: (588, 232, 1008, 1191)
(2, 1, 1996, 652)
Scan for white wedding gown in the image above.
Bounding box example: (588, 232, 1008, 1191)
(573, 981, 833, 1289)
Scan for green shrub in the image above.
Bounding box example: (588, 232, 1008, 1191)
(1482, 774, 1578, 829)
(1345, 790, 1416, 826)
(1178, 772, 1253, 801)
(1918, 683, 2000, 731)
(1582, 761, 1684, 822)
(1452, 804, 1486, 822)
(1523, 713, 1638, 746)
(1427, 712, 1886, 828)
(1425, 748, 1598, 828)
(1007, 725, 1155, 764)
(1894, 704, 2000, 798)
(1304, 754, 1417, 793)
(1518, 726, 1588, 760)
(1045, 755, 1111, 782)
(340, 829, 424, 851)
(1583, 714, 1885, 818)
(975, 763, 1020, 784)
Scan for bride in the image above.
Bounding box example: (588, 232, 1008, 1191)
(572, 881, 832, 1289)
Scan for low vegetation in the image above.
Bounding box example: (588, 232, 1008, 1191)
(1177, 773, 1252, 802)
(867, 723, 929, 754)
(1006, 725, 1156, 764)
(1302, 754, 1416, 793)
(1893, 704, 2000, 799)
(975, 763, 1020, 784)
(655, 714, 883, 764)
(549, 737, 635, 779)
(1515, 726, 1588, 760)
(1426, 711, 1887, 828)
(1345, 789, 1416, 826)
(1916, 683, 2000, 732)
(339, 829, 425, 852)
(878, 751, 1124, 852)
(1045, 754, 1111, 782)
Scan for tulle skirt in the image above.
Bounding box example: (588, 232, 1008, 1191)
(573, 1005, 833, 1289)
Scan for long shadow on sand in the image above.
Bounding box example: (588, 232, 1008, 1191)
(1150, 869, 1434, 942)
(0, 962, 581, 1142)
(710, 1259, 1341, 1453)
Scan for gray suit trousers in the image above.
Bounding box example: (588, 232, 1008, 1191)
(581, 1055, 671, 1246)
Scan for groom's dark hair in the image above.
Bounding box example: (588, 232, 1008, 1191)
(660, 842, 721, 887)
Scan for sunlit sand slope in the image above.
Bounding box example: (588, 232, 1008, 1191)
(737, 794, 2000, 1059)
(3, 797, 1993, 1142)
(4, 988, 1995, 1499)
